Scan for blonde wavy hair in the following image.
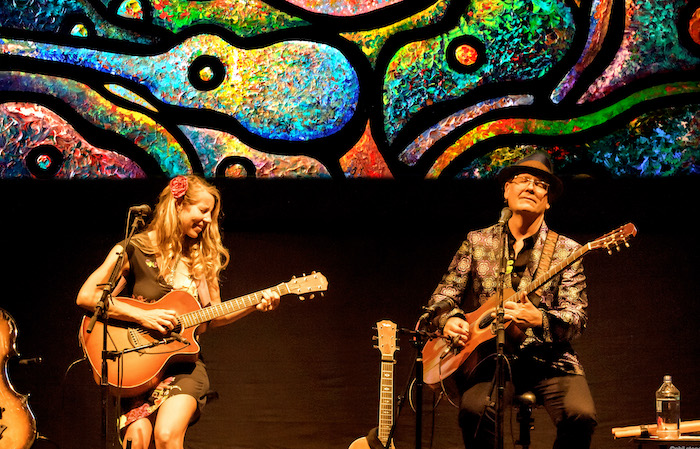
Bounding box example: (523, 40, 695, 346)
(133, 175, 230, 286)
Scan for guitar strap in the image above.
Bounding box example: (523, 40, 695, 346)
(530, 230, 558, 307)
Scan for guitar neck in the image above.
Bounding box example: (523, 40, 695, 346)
(178, 283, 289, 328)
(378, 359, 394, 446)
(521, 244, 589, 298)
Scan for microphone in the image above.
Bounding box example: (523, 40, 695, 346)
(129, 204, 152, 215)
(497, 207, 512, 225)
(169, 332, 189, 345)
(418, 298, 456, 323)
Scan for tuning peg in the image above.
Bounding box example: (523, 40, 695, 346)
(309, 294, 315, 300)
(299, 295, 306, 301)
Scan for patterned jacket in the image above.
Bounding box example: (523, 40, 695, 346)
(429, 221, 588, 375)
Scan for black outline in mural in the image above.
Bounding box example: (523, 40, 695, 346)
(1, 0, 699, 179)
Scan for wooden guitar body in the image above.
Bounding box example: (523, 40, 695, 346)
(0, 309, 36, 449)
(422, 223, 637, 387)
(79, 273, 328, 397)
(423, 288, 525, 386)
(349, 431, 395, 449)
(79, 292, 201, 397)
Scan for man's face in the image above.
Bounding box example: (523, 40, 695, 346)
(503, 172, 551, 216)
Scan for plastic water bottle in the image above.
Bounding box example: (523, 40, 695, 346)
(655, 375, 681, 439)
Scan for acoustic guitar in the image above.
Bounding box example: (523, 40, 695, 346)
(80, 272, 327, 397)
(423, 223, 637, 386)
(349, 320, 398, 449)
(0, 308, 36, 449)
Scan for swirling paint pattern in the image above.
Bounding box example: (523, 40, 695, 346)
(0, 71, 192, 175)
(383, 0, 576, 143)
(148, 0, 309, 37)
(428, 82, 700, 177)
(341, 0, 450, 67)
(339, 122, 392, 177)
(399, 95, 534, 166)
(286, 0, 403, 16)
(582, 0, 700, 103)
(1, 0, 700, 179)
(179, 125, 331, 178)
(1, 35, 359, 141)
(550, 0, 613, 103)
(0, 102, 146, 178)
(1, 0, 155, 43)
(588, 104, 700, 176)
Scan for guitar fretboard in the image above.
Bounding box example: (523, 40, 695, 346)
(378, 359, 394, 445)
(521, 245, 589, 298)
(520, 224, 634, 299)
(178, 283, 289, 329)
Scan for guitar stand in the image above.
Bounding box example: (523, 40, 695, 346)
(493, 215, 510, 449)
(393, 327, 438, 449)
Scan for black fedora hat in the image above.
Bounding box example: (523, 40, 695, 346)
(496, 151, 563, 199)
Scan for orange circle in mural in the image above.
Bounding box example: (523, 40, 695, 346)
(690, 7, 700, 46)
(454, 44, 480, 67)
(198, 66, 215, 83)
(224, 163, 249, 178)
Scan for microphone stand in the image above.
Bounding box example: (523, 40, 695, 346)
(84, 210, 147, 449)
(397, 326, 436, 449)
(493, 218, 510, 449)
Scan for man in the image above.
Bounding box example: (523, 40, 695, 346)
(426, 152, 597, 449)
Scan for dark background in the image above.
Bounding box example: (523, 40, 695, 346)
(2, 176, 699, 449)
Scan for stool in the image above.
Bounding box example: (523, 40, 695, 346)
(514, 391, 537, 448)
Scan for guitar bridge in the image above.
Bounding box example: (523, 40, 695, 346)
(128, 328, 142, 348)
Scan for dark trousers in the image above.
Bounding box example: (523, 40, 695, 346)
(457, 360, 597, 449)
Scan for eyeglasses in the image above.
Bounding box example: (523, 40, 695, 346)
(510, 175, 549, 192)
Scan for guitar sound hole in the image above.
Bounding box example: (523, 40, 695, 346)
(479, 315, 494, 330)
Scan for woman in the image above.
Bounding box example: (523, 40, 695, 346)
(77, 175, 280, 449)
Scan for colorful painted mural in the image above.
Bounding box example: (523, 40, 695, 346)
(1, 0, 699, 179)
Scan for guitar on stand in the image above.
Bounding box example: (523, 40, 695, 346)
(0, 308, 36, 449)
(423, 222, 637, 387)
(350, 320, 399, 449)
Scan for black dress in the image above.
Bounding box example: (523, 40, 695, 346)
(118, 242, 213, 430)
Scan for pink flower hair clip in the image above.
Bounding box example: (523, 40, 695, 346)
(169, 176, 189, 199)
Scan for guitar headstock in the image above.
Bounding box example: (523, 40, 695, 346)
(286, 271, 328, 300)
(373, 320, 398, 361)
(590, 223, 638, 254)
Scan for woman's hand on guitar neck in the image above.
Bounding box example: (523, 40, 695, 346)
(443, 316, 470, 347)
